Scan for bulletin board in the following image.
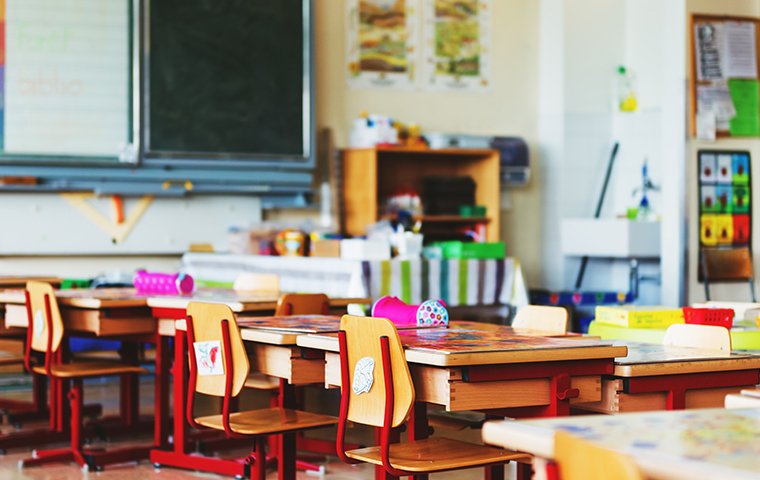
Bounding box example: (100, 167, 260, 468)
(690, 15, 760, 138)
(697, 150, 752, 279)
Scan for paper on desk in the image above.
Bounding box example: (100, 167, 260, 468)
(697, 83, 736, 130)
(728, 78, 760, 136)
(725, 21, 758, 79)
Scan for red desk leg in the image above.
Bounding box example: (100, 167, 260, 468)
(154, 334, 170, 449)
(119, 342, 140, 428)
(173, 329, 188, 455)
(408, 402, 429, 480)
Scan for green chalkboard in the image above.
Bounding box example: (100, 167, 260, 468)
(148, 0, 308, 159)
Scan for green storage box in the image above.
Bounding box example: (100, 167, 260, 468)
(434, 241, 505, 259)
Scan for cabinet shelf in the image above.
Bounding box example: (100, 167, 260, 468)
(342, 147, 500, 242)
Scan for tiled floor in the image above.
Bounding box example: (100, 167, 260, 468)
(0, 377, 518, 479)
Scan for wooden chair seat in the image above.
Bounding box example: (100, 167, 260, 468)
(194, 407, 337, 436)
(32, 362, 146, 379)
(345, 437, 530, 473)
(244, 372, 280, 391)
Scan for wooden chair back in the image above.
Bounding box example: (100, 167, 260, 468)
(233, 272, 280, 294)
(701, 247, 756, 301)
(338, 315, 414, 428)
(511, 305, 568, 334)
(186, 302, 249, 397)
(25, 281, 64, 353)
(702, 247, 754, 280)
(275, 293, 330, 316)
(554, 431, 643, 480)
(662, 323, 732, 352)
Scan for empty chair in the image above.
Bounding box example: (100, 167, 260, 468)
(275, 293, 330, 316)
(554, 430, 643, 480)
(20, 281, 148, 471)
(512, 305, 568, 334)
(662, 324, 732, 351)
(701, 247, 756, 302)
(336, 315, 529, 477)
(183, 302, 337, 479)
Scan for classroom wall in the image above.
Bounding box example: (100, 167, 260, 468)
(313, 0, 544, 285)
(685, 0, 760, 303)
(535, 0, 676, 304)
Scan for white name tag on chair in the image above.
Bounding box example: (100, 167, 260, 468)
(193, 341, 224, 376)
(33, 309, 44, 338)
(353, 357, 375, 395)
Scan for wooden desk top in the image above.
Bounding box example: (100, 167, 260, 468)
(0, 276, 61, 288)
(175, 314, 341, 345)
(612, 342, 760, 377)
(482, 408, 760, 480)
(0, 288, 148, 309)
(298, 323, 626, 367)
(148, 289, 369, 313)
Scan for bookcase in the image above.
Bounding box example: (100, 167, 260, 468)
(341, 148, 501, 242)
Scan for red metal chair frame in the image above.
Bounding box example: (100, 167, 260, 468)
(185, 314, 268, 479)
(337, 330, 426, 478)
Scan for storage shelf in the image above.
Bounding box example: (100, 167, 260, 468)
(342, 147, 500, 242)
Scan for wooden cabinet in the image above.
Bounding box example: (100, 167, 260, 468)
(341, 148, 500, 242)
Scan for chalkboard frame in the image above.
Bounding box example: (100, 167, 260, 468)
(140, 0, 315, 170)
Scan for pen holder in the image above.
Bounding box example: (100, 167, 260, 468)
(133, 270, 195, 295)
(372, 296, 448, 327)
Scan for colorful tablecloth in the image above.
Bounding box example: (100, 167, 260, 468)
(182, 254, 528, 307)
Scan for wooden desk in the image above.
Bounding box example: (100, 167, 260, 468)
(0, 288, 154, 337)
(298, 324, 627, 415)
(148, 290, 368, 336)
(574, 342, 760, 412)
(482, 407, 760, 480)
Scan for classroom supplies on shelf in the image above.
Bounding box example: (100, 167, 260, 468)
(372, 296, 449, 327)
(133, 270, 195, 295)
(682, 306, 734, 329)
(594, 305, 684, 329)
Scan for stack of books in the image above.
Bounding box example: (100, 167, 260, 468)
(594, 305, 684, 329)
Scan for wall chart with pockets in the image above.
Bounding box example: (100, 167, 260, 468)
(698, 149, 752, 278)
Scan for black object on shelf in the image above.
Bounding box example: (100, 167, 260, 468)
(422, 176, 476, 215)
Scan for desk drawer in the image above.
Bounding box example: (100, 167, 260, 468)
(324, 352, 602, 411)
(251, 344, 324, 385)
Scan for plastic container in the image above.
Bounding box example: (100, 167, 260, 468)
(133, 270, 195, 295)
(682, 306, 734, 329)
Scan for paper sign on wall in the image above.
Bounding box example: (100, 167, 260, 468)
(193, 341, 224, 376)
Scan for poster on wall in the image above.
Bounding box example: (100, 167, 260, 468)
(346, 0, 417, 89)
(423, 0, 490, 92)
(697, 149, 752, 280)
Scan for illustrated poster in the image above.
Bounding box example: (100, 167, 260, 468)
(347, 0, 416, 89)
(423, 0, 490, 91)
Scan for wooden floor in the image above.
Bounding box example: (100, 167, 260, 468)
(0, 376, 518, 479)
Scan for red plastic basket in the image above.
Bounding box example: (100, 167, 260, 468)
(682, 307, 734, 329)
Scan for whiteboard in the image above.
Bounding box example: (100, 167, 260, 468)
(3, 0, 130, 159)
